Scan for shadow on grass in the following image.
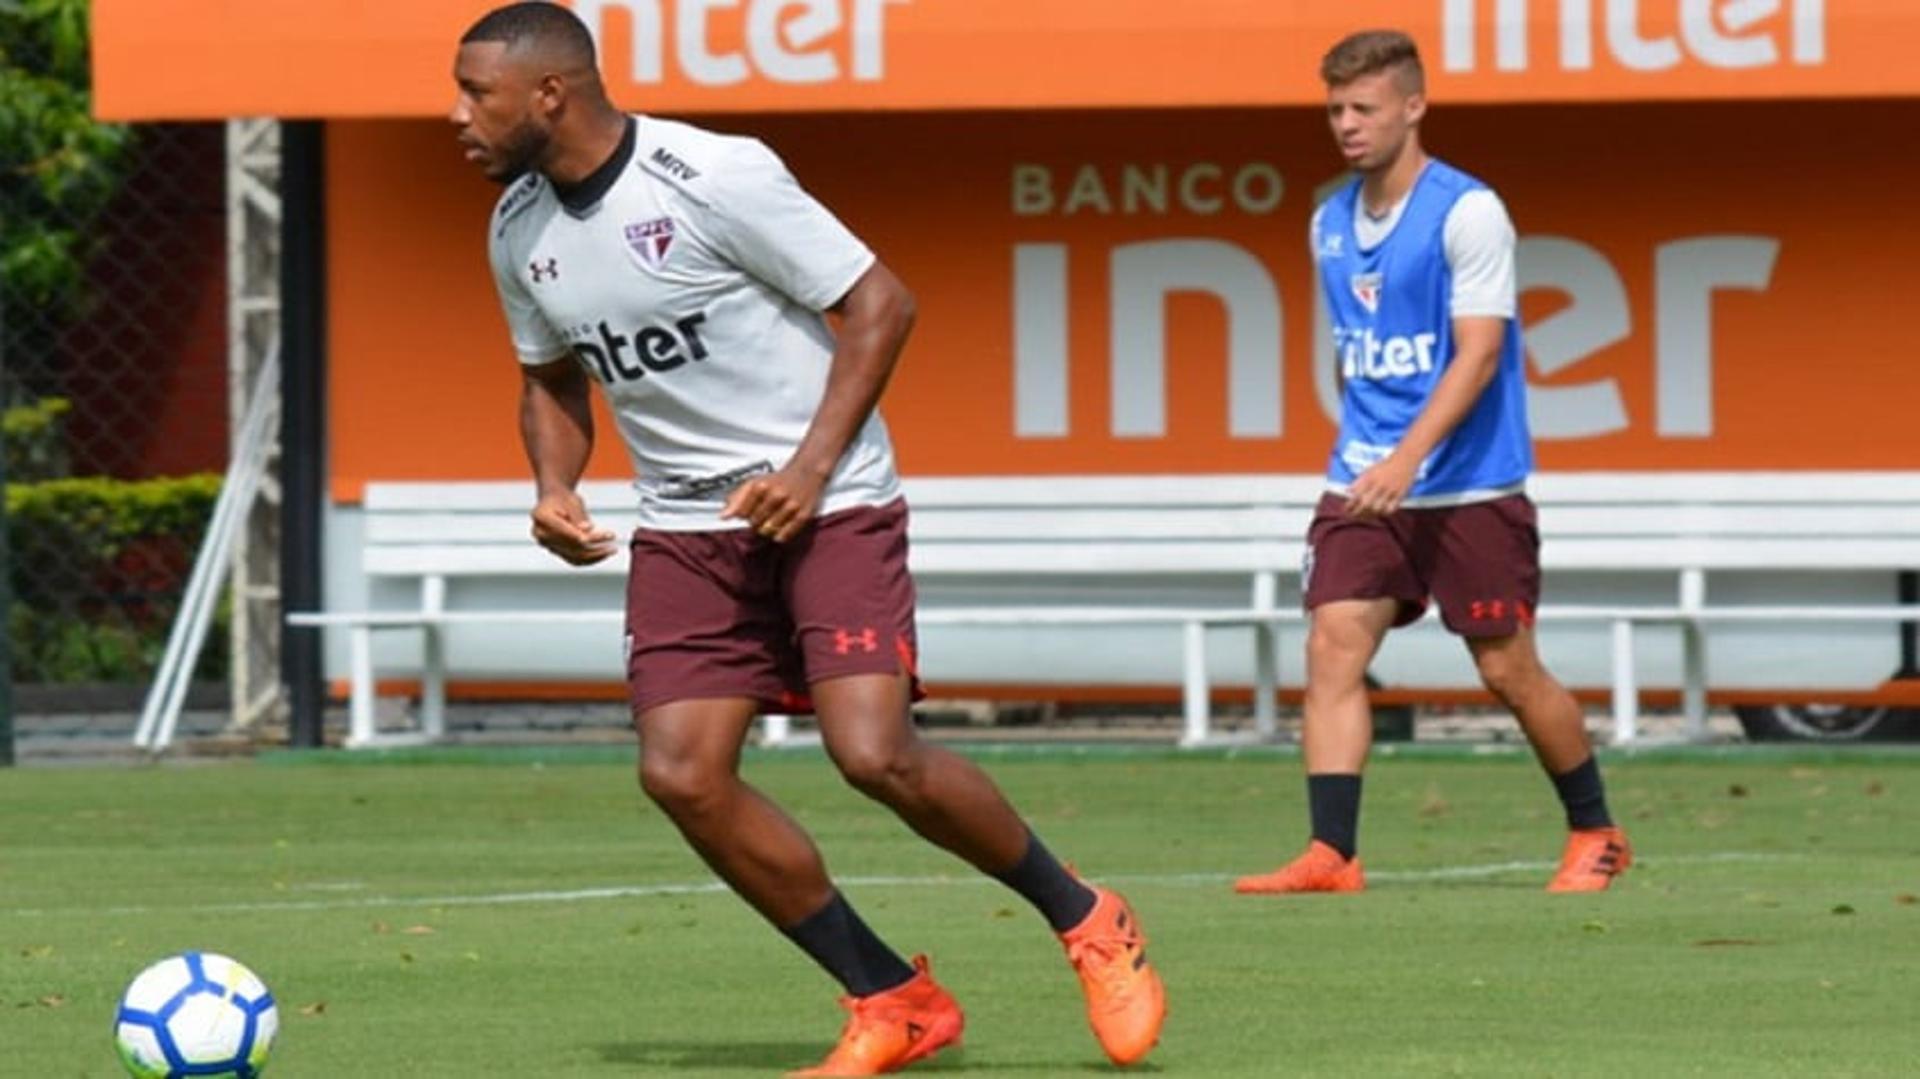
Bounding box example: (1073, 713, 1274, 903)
(926, 1060, 1165, 1074)
(594, 1040, 823, 1070)
(1415, 878, 1543, 891)
(594, 1041, 1158, 1073)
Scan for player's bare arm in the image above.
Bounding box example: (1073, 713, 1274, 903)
(1347, 314, 1505, 518)
(721, 260, 916, 542)
(521, 356, 618, 564)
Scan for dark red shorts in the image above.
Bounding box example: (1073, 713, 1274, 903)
(623, 498, 923, 716)
(1302, 492, 1541, 637)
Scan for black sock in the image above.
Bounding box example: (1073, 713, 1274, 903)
(993, 830, 1097, 933)
(1549, 756, 1615, 830)
(780, 891, 916, 997)
(1308, 773, 1363, 860)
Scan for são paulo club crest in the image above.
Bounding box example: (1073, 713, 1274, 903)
(1350, 271, 1383, 314)
(625, 217, 677, 270)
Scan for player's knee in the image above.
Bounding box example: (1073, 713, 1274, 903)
(638, 754, 724, 818)
(834, 741, 921, 802)
(1307, 621, 1372, 681)
(1474, 646, 1538, 704)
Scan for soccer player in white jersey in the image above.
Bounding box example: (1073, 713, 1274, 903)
(449, 5, 1163, 1074)
(1235, 30, 1631, 896)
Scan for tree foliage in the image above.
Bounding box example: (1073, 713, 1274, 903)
(0, 0, 133, 398)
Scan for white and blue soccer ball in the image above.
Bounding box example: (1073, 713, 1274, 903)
(113, 952, 278, 1078)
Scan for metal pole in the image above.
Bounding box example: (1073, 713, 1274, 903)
(280, 122, 326, 748)
(227, 118, 286, 734)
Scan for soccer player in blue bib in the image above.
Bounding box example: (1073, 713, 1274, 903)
(1236, 30, 1631, 895)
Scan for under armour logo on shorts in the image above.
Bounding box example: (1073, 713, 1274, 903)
(833, 627, 879, 655)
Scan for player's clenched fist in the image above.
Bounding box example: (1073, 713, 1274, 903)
(720, 468, 825, 544)
(530, 491, 619, 565)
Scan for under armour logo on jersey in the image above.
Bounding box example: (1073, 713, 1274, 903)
(833, 628, 879, 655)
(1350, 271, 1382, 314)
(529, 257, 559, 283)
(624, 218, 677, 271)
(1318, 231, 1344, 259)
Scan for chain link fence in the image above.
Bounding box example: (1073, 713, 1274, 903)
(3, 1, 230, 706)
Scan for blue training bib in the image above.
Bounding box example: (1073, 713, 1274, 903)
(1313, 160, 1532, 501)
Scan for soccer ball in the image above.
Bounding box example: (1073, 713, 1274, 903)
(113, 952, 278, 1078)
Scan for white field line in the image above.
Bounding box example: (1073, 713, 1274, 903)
(8, 852, 1793, 918)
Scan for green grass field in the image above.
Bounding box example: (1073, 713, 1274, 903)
(4, 746, 1918, 1077)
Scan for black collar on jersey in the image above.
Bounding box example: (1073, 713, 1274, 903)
(550, 115, 636, 215)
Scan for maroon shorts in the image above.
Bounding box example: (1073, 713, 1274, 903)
(623, 498, 923, 716)
(1302, 492, 1541, 637)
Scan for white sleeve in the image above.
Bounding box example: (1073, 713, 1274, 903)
(488, 232, 571, 366)
(703, 140, 876, 311)
(1443, 189, 1517, 320)
(487, 233, 568, 362)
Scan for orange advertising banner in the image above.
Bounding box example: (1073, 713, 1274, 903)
(97, 0, 1915, 120)
(326, 100, 1917, 502)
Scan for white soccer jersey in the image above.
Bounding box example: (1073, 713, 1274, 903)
(487, 114, 900, 530)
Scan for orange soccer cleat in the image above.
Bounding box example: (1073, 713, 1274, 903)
(1546, 826, 1632, 893)
(1234, 840, 1366, 895)
(1059, 886, 1167, 1066)
(788, 956, 964, 1077)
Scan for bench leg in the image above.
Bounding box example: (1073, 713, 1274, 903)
(1610, 619, 1639, 745)
(420, 624, 447, 740)
(762, 713, 791, 745)
(1253, 622, 1279, 740)
(348, 625, 376, 748)
(1679, 568, 1709, 740)
(1181, 621, 1211, 747)
(1681, 622, 1708, 741)
(419, 576, 447, 740)
(759, 713, 820, 748)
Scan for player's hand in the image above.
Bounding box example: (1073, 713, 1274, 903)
(720, 466, 826, 543)
(1347, 455, 1417, 519)
(530, 490, 620, 566)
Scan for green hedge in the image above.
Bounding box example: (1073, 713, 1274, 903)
(6, 473, 225, 683)
(2, 395, 72, 481)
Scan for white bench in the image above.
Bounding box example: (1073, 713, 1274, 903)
(288, 473, 1920, 748)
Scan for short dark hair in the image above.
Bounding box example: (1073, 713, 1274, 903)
(1321, 30, 1425, 94)
(461, 2, 598, 69)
